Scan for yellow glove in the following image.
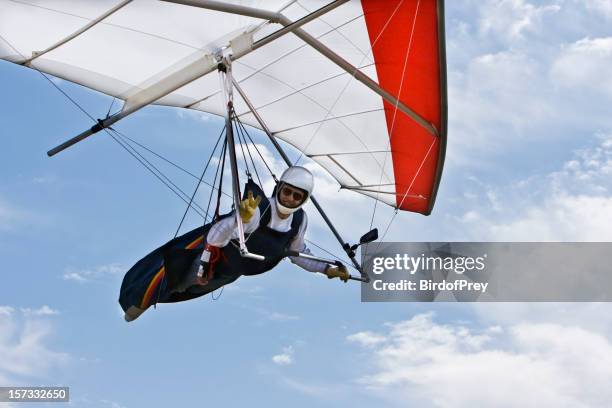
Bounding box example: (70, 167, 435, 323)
(325, 264, 350, 282)
(239, 191, 261, 223)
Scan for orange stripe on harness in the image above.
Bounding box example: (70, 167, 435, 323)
(141, 267, 165, 309)
(140, 235, 205, 309)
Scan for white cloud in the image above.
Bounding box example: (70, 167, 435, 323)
(281, 377, 338, 398)
(100, 399, 127, 408)
(272, 346, 295, 365)
(457, 134, 612, 240)
(31, 175, 58, 185)
(20, 305, 60, 317)
(268, 312, 300, 322)
(176, 109, 211, 122)
(62, 263, 124, 283)
(272, 353, 293, 365)
(0, 306, 68, 381)
(62, 271, 88, 283)
(472, 303, 612, 337)
(486, 193, 612, 240)
(446, 48, 557, 166)
(551, 37, 612, 95)
(348, 312, 612, 407)
(346, 331, 386, 348)
(443, 2, 612, 171)
(0, 196, 51, 232)
(0, 199, 29, 232)
(0, 306, 15, 316)
(479, 0, 561, 41)
(584, 0, 612, 19)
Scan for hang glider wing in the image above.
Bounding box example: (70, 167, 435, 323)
(0, 0, 447, 214)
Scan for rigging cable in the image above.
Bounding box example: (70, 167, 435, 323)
(233, 110, 260, 185)
(110, 128, 232, 200)
(204, 138, 227, 224)
(110, 128, 212, 220)
(173, 125, 226, 238)
(234, 115, 277, 181)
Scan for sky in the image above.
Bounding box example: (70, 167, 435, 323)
(2, 0, 612, 407)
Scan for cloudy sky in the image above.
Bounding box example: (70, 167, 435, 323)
(1, 0, 612, 407)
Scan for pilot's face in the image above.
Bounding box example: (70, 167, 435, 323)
(278, 184, 306, 208)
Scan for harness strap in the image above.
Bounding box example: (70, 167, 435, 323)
(205, 244, 222, 282)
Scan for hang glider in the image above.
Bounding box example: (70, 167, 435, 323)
(0, 0, 447, 212)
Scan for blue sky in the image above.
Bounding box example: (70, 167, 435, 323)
(2, 1, 612, 407)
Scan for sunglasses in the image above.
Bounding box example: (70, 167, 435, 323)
(280, 186, 305, 201)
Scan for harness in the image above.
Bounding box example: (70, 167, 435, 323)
(152, 180, 303, 303)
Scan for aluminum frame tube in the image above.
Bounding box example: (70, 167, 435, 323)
(252, 0, 350, 50)
(286, 251, 367, 282)
(159, 0, 279, 21)
(224, 102, 248, 251)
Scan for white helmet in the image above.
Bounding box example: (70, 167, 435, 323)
(275, 166, 314, 215)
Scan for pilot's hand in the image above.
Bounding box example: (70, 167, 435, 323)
(239, 191, 261, 223)
(325, 264, 350, 282)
